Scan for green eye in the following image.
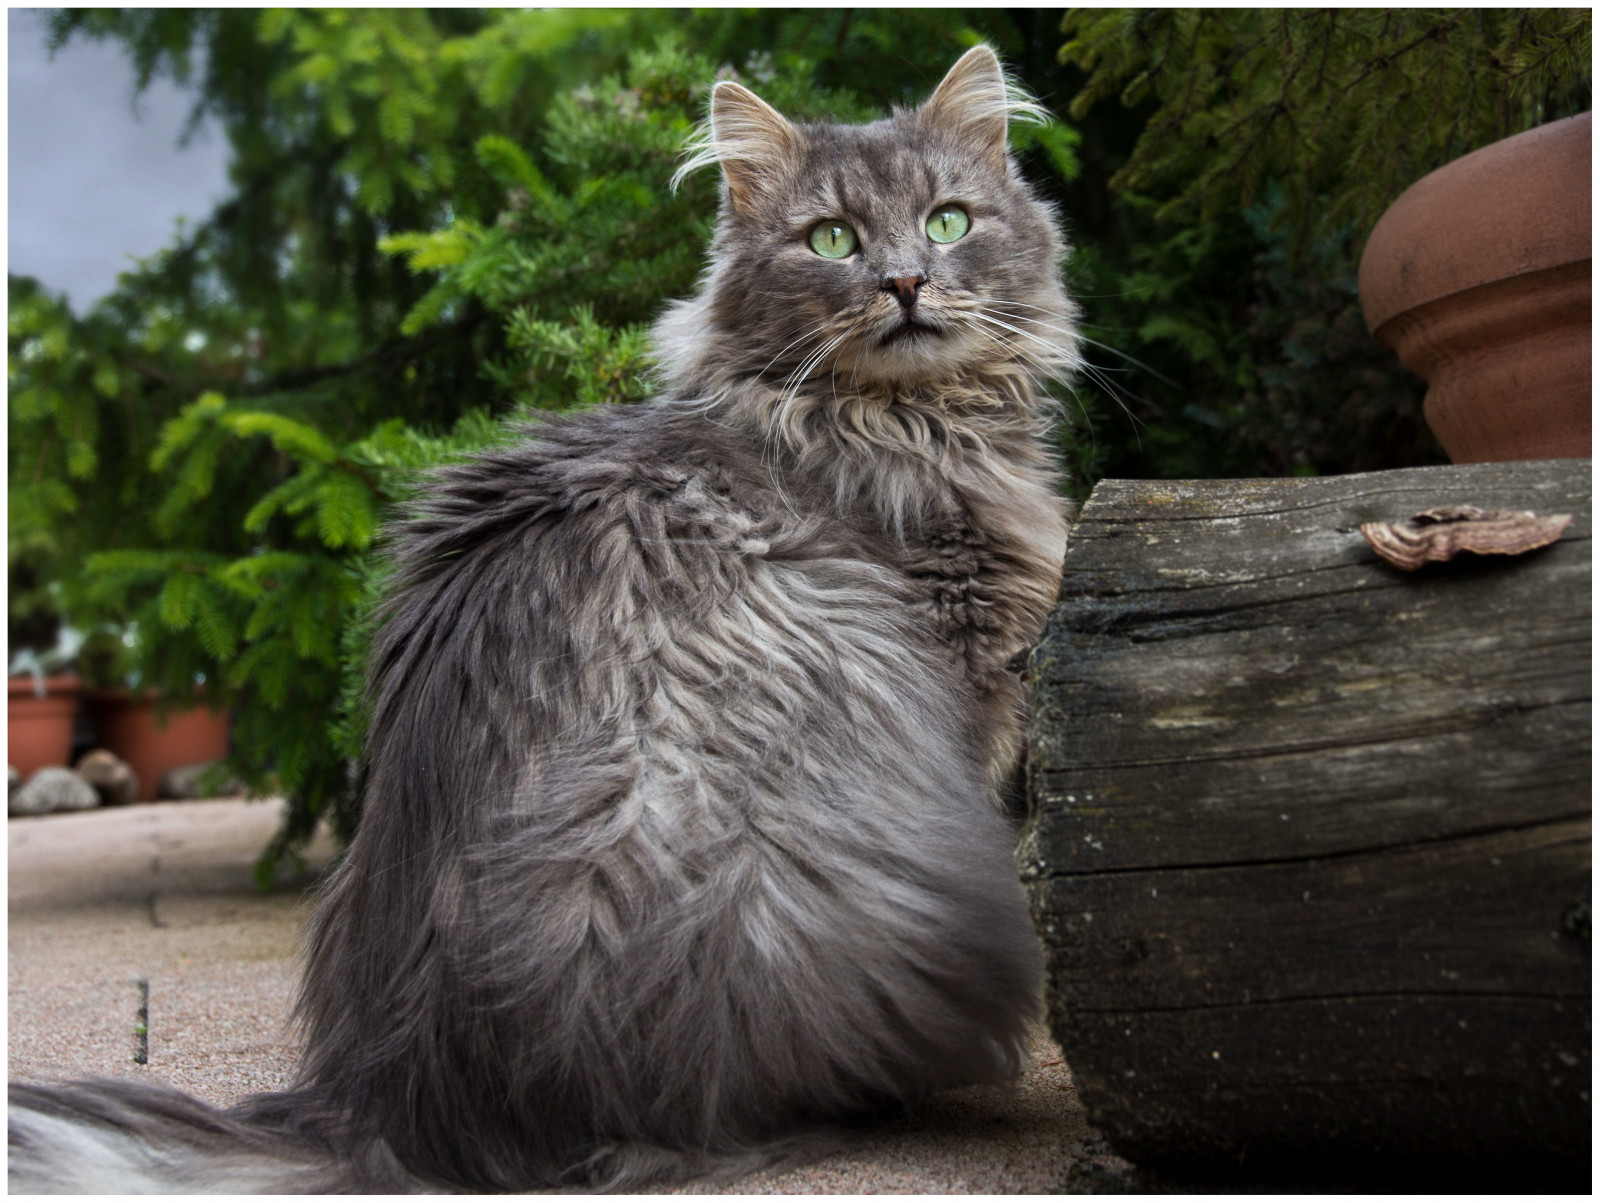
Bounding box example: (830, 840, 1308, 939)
(926, 206, 970, 244)
(808, 220, 858, 259)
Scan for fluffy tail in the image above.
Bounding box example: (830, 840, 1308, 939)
(7, 1079, 425, 1194)
(8, 1077, 853, 1193)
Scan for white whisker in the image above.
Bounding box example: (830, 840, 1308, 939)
(992, 298, 1181, 390)
(762, 325, 856, 516)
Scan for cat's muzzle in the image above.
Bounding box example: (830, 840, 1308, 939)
(878, 318, 942, 347)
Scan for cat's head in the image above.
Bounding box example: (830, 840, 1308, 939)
(662, 46, 1076, 397)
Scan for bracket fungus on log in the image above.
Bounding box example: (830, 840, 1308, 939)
(1361, 506, 1573, 570)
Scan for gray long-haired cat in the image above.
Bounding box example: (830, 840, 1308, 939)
(9, 45, 1077, 1193)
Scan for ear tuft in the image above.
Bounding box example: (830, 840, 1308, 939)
(673, 80, 801, 215)
(920, 44, 1047, 171)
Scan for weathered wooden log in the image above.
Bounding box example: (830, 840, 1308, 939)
(1021, 459, 1590, 1172)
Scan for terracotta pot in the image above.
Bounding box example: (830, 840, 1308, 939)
(7, 675, 83, 780)
(86, 690, 231, 802)
(1358, 112, 1591, 463)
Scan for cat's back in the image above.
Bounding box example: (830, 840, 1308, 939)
(375, 398, 906, 682)
(346, 393, 988, 930)
(386, 399, 776, 576)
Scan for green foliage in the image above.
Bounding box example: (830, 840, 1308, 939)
(498, 306, 657, 412)
(1008, 119, 1083, 185)
(378, 40, 726, 383)
(78, 390, 503, 884)
(7, 278, 185, 654)
(1059, 9, 1592, 240)
(1061, 192, 1440, 487)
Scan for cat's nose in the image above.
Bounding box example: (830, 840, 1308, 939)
(883, 274, 926, 311)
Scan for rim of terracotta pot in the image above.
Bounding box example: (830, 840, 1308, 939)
(7, 674, 83, 698)
(1359, 111, 1592, 334)
(86, 685, 214, 703)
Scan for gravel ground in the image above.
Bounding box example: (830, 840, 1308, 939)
(9, 798, 1145, 1193)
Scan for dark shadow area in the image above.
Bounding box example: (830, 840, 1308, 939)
(1066, 1149, 1591, 1195)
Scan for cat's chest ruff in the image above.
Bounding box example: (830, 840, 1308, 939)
(885, 465, 1066, 673)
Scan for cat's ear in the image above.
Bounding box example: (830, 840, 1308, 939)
(705, 81, 802, 216)
(920, 45, 1013, 171)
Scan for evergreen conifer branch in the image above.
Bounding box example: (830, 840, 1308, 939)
(1059, 8, 1591, 245)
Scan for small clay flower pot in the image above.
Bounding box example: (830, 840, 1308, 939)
(85, 689, 231, 802)
(1358, 112, 1591, 463)
(7, 675, 83, 781)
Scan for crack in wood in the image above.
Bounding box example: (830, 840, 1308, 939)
(1060, 568, 1392, 607)
(1082, 472, 1595, 525)
(1066, 987, 1592, 1016)
(1028, 812, 1592, 882)
(1032, 698, 1589, 773)
(1054, 568, 1590, 632)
